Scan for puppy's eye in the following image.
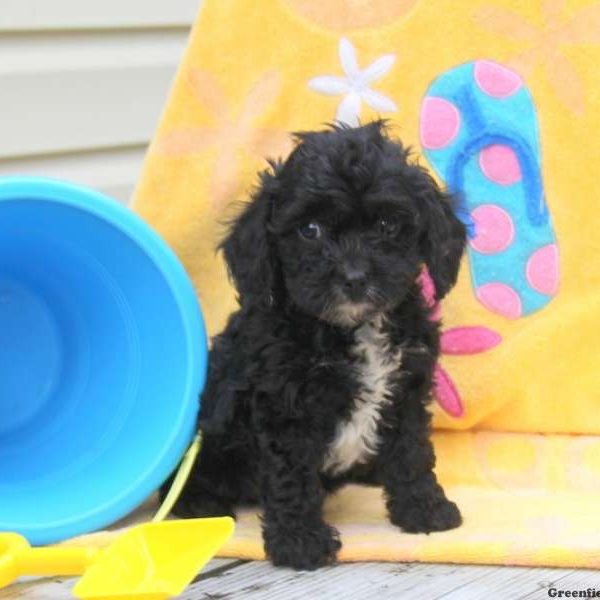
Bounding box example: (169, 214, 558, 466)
(298, 222, 322, 240)
(378, 218, 399, 236)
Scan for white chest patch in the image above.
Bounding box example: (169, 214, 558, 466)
(322, 317, 402, 475)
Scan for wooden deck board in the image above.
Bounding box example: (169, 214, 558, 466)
(432, 565, 575, 600)
(179, 562, 582, 600)
(2, 560, 597, 599)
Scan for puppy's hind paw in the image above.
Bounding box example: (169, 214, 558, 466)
(264, 521, 341, 570)
(390, 497, 462, 534)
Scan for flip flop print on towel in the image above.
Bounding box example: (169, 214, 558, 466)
(420, 60, 559, 319)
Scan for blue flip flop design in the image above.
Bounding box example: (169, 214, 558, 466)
(420, 60, 559, 319)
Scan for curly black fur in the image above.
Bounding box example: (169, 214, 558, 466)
(169, 121, 466, 570)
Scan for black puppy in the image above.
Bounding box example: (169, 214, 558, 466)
(172, 121, 466, 570)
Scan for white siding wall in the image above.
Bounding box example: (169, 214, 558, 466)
(0, 0, 199, 205)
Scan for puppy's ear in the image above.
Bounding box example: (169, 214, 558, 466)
(220, 164, 281, 306)
(416, 169, 466, 300)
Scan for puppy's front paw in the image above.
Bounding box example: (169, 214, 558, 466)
(390, 497, 462, 534)
(263, 521, 341, 570)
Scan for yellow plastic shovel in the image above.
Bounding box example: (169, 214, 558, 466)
(0, 517, 234, 599)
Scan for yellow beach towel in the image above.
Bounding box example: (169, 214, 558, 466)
(130, 0, 600, 568)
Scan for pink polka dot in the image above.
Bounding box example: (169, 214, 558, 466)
(420, 97, 460, 150)
(476, 283, 522, 319)
(474, 60, 523, 98)
(526, 243, 559, 295)
(479, 144, 522, 185)
(470, 204, 515, 254)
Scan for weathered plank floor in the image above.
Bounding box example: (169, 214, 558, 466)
(3, 559, 599, 599)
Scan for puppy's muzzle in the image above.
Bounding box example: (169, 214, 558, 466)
(339, 259, 370, 301)
(342, 268, 367, 299)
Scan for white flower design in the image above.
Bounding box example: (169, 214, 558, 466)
(308, 38, 398, 127)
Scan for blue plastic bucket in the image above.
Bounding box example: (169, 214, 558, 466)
(0, 177, 207, 545)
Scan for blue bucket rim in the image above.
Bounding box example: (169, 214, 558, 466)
(0, 176, 207, 544)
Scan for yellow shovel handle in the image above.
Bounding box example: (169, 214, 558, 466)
(17, 546, 99, 577)
(153, 432, 202, 522)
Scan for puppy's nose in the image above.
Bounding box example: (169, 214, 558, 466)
(343, 268, 367, 295)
